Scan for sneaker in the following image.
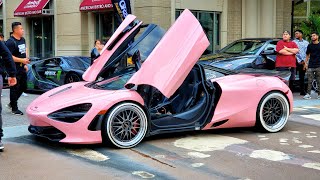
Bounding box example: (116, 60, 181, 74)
(6, 104, 12, 110)
(0, 141, 4, 151)
(12, 109, 24, 115)
(303, 94, 311, 100)
(22, 93, 28, 97)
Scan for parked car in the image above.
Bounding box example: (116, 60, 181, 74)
(2, 57, 41, 88)
(27, 10, 293, 149)
(26, 56, 90, 91)
(200, 38, 280, 70)
(201, 38, 318, 92)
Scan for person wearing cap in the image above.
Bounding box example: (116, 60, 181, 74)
(293, 30, 309, 95)
(303, 32, 320, 100)
(276, 30, 299, 90)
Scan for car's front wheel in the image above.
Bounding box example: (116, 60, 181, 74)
(256, 92, 289, 132)
(102, 102, 148, 148)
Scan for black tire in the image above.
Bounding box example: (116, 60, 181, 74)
(101, 102, 148, 148)
(256, 92, 289, 132)
(65, 73, 81, 84)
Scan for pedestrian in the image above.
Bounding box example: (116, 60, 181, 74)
(293, 30, 309, 95)
(0, 40, 17, 150)
(5, 22, 30, 115)
(303, 32, 320, 100)
(276, 30, 299, 90)
(90, 39, 103, 65)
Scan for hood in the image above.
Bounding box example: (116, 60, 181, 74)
(125, 9, 209, 98)
(210, 55, 257, 70)
(28, 82, 116, 112)
(200, 53, 239, 61)
(82, 14, 143, 82)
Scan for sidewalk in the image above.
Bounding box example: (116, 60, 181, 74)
(293, 92, 320, 108)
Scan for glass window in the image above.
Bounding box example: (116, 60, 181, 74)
(95, 11, 115, 43)
(30, 16, 54, 58)
(293, 1, 307, 17)
(64, 57, 89, 69)
(176, 10, 221, 54)
(264, 41, 278, 51)
(311, 0, 320, 14)
(220, 40, 266, 55)
(293, 0, 320, 30)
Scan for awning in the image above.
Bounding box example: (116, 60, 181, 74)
(80, 0, 113, 11)
(14, 0, 50, 17)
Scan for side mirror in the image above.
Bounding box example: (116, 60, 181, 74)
(262, 47, 276, 55)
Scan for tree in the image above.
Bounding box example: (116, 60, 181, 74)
(300, 15, 320, 40)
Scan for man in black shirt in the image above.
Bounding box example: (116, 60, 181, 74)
(5, 22, 30, 115)
(0, 41, 17, 150)
(303, 32, 320, 99)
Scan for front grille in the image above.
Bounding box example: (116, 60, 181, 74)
(28, 125, 66, 142)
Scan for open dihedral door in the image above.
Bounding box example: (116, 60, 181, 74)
(125, 9, 210, 98)
(82, 14, 142, 82)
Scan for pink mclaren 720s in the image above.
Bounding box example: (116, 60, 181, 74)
(27, 9, 293, 148)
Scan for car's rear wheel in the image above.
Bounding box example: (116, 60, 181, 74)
(102, 102, 148, 148)
(65, 73, 81, 84)
(256, 92, 289, 132)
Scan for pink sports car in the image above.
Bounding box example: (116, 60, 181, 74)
(27, 9, 293, 148)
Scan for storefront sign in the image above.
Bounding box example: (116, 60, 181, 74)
(14, 0, 50, 17)
(80, 0, 113, 11)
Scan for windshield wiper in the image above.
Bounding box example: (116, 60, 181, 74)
(92, 84, 104, 90)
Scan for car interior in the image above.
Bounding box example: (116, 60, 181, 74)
(34, 58, 59, 75)
(135, 61, 216, 131)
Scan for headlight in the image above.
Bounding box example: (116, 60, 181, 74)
(48, 103, 92, 123)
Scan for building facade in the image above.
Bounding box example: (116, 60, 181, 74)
(1, 0, 292, 58)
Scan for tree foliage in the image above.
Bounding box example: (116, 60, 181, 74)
(300, 15, 320, 40)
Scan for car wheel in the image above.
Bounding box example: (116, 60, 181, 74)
(102, 102, 148, 148)
(65, 73, 81, 84)
(256, 92, 289, 133)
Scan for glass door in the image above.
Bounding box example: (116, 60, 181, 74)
(176, 10, 221, 54)
(30, 16, 54, 58)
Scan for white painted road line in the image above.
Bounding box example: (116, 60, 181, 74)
(301, 114, 320, 121)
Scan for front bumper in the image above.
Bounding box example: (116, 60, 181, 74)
(28, 125, 66, 142)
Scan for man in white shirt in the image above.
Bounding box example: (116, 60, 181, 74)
(293, 30, 309, 95)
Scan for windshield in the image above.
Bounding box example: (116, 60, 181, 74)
(97, 24, 165, 80)
(128, 25, 165, 62)
(90, 68, 135, 90)
(220, 40, 266, 55)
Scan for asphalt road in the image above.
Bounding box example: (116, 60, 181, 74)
(0, 89, 320, 180)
